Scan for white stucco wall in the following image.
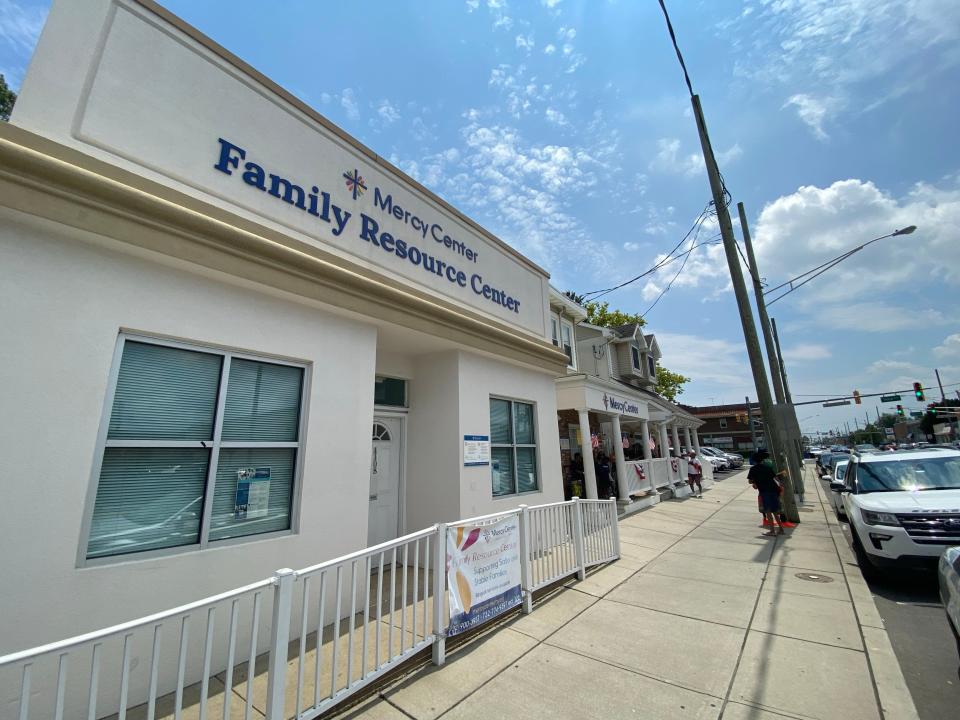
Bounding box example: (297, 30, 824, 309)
(457, 352, 564, 518)
(0, 207, 377, 652)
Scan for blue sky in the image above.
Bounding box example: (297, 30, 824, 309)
(3, 0, 959, 436)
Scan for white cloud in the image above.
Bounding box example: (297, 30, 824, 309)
(781, 344, 832, 363)
(623, 241, 642, 251)
(648, 138, 741, 178)
(783, 94, 839, 141)
(541, 0, 562, 7)
(933, 334, 960, 358)
(798, 303, 950, 332)
(515, 33, 534, 52)
(340, 88, 359, 119)
(867, 359, 924, 374)
(0, 0, 46, 54)
(724, 1, 960, 131)
(753, 177, 960, 307)
(465, 0, 480, 10)
(655, 333, 754, 402)
(376, 99, 400, 125)
(544, 107, 567, 126)
(543, 43, 556, 55)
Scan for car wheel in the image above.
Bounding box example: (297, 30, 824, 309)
(833, 501, 848, 523)
(851, 529, 880, 582)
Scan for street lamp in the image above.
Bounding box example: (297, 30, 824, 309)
(765, 225, 918, 306)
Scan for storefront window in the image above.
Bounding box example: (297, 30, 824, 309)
(85, 337, 305, 560)
(489, 398, 539, 496)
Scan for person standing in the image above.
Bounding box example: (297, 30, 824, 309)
(686, 450, 703, 497)
(748, 450, 783, 536)
(594, 451, 613, 499)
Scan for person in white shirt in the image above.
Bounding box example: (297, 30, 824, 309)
(686, 450, 703, 497)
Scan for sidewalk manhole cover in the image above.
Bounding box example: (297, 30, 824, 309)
(795, 572, 833, 583)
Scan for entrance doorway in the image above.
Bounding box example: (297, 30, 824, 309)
(368, 417, 402, 547)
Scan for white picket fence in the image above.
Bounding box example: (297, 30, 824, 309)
(0, 498, 618, 720)
(623, 457, 691, 497)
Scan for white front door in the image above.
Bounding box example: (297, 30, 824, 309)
(368, 417, 402, 547)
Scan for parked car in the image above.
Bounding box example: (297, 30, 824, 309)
(698, 447, 729, 471)
(938, 546, 960, 662)
(702, 446, 743, 469)
(826, 458, 849, 519)
(816, 452, 837, 478)
(834, 447, 960, 573)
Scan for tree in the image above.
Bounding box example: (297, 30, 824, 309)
(571, 296, 691, 400)
(876, 413, 899, 429)
(582, 300, 645, 329)
(654, 366, 691, 402)
(0, 74, 16, 122)
(920, 399, 960, 437)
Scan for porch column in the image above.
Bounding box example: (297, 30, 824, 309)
(658, 422, 670, 458)
(609, 414, 629, 501)
(640, 420, 652, 460)
(683, 427, 693, 451)
(578, 409, 598, 499)
(692, 430, 701, 453)
(671, 423, 682, 457)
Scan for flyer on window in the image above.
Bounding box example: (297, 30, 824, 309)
(446, 515, 521, 637)
(234, 467, 271, 519)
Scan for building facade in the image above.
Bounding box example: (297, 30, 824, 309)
(683, 402, 764, 453)
(0, 0, 569, 669)
(549, 290, 705, 513)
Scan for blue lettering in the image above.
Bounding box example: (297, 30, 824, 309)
(395, 238, 408, 259)
(214, 138, 245, 174)
(374, 187, 392, 213)
(242, 162, 266, 190)
(359, 214, 379, 244)
(431, 223, 444, 243)
(445, 265, 458, 283)
(456, 270, 467, 287)
(380, 232, 395, 253)
(470, 273, 484, 294)
(331, 205, 351, 236)
(268, 174, 306, 209)
(408, 246, 422, 265)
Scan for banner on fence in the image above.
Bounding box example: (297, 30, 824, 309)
(446, 515, 521, 636)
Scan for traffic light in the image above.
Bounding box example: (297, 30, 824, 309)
(928, 404, 937, 416)
(853, 390, 861, 405)
(896, 404, 905, 417)
(913, 382, 925, 401)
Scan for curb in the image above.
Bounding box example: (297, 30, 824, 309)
(812, 466, 921, 720)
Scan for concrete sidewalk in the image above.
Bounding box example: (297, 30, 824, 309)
(337, 466, 920, 720)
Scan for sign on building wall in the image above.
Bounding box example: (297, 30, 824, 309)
(446, 516, 521, 636)
(463, 435, 491, 466)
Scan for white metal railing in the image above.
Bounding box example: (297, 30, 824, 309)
(0, 498, 618, 720)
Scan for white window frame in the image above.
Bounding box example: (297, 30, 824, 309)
(550, 316, 560, 347)
(490, 395, 540, 498)
(76, 333, 311, 567)
(560, 319, 576, 369)
(631, 345, 641, 371)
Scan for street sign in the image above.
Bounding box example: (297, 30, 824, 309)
(880, 394, 901, 402)
(910, 411, 923, 418)
(823, 400, 851, 407)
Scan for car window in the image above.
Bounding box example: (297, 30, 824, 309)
(857, 456, 960, 493)
(835, 462, 847, 481)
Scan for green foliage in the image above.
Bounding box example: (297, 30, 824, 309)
(582, 300, 646, 329)
(655, 365, 691, 402)
(563, 290, 586, 305)
(876, 413, 899, 429)
(0, 74, 15, 122)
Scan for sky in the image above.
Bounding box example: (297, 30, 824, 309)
(2, 0, 959, 437)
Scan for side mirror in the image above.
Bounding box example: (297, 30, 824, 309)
(829, 480, 847, 492)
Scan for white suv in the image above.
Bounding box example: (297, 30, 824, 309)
(835, 447, 960, 572)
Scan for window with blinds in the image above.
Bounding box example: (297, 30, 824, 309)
(85, 337, 305, 561)
(489, 397, 538, 497)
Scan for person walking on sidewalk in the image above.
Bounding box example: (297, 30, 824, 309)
(686, 450, 703, 497)
(748, 450, 783, 536)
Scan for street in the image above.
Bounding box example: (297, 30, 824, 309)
(823, 478, 960, 720)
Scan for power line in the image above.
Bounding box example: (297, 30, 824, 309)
(640, 226, 704, 318)
(579, 203, 713, 301)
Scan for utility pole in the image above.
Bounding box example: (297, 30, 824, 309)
(739, 203, 786, 403)
(936, 368, 946, 402)
(690, 94, 799, 522)
(770, 319, 792, 404)
(746, 395, 758, 450)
